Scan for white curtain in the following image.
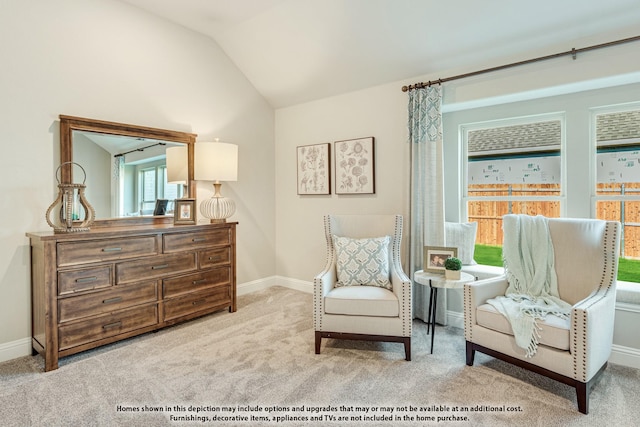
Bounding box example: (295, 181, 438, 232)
(408, 86, 447, 324)
(112, 156, 125, 217)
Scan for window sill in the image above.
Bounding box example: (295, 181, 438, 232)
(462, 264, 639, 306)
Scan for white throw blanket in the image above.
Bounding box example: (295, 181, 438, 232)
(487, 215, 571, 357)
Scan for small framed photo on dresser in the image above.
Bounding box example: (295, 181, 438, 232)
(174, 199, 196, 225)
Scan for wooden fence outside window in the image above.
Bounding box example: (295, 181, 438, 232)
(468, 183, 639, 259)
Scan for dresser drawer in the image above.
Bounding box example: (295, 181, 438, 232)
(58, 303, 158, 350)
(58, 281, 158, 323)
(57, 236, 159, 267)
(163, 267, 231, 298)
(199, 247, 231, 269)
(163, 286, 230, 321)
(116, 252, 196, 284)
(163, 228, 231, 253)
(58, 266, 112, 295)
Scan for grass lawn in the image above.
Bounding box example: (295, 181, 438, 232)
(473, 244, 503, 267)
(474, 244, 640, 283)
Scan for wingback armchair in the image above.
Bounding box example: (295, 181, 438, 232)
(314, 214, 412, 360)
(464, 216, 620, 414)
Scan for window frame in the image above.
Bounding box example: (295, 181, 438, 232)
(461, 112, 567, 221)
(591, 102, 640, 209)
(591, 102, 640, 263)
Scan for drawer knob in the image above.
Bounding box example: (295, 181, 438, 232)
(192, 299, 205, 306)
(102, 247, 122, 252)
(192, 279, 207, 285)
(102, 321, 122, 330)
(102, 297, 123, 304)
(192, 237, 206, 242)
(75, 276, 97, 283)
(151, 264, 169, 270)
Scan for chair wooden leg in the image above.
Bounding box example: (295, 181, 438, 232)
(576, 381, 589, 414)
(465, 341, 475, 366)
(403, 337, 411, 361)
(315, 331, 322, 354)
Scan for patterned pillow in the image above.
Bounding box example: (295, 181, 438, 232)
(333, 235, 391, 289)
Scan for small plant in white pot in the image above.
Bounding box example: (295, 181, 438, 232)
(444, 257, 462, 280)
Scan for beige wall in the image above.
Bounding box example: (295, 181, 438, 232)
(0, 0, 275, 355)
(274, 84, 412, 282)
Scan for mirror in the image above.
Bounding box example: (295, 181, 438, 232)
(59, 115, 196, 223)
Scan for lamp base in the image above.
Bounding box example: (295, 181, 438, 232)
(199, 195, 235, 223)
(199, 182, 235, 223)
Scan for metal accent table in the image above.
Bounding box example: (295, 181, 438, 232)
(414, 270, 475, 354)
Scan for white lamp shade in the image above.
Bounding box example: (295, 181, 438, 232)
(166, 145, 188, 184)
(195, 141, 238, 182)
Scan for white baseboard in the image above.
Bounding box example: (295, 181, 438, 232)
(273, 276, 313, 293)
(0, 337, 31, 364)
(3, 277, 638, 371)
(237, 276, 313, 295)
(237, 276, 278, 295)
(610, 344, 640, 369)
(446, 310, 465, 329)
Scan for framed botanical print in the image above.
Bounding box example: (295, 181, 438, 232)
(335, 137, 375, 194)
(297, 143, 331, 195)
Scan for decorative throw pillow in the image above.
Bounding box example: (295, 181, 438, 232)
(333, 235, 391, 289)
(445, 222, 478, 265)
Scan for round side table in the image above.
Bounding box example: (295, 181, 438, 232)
(414, 270, 475, 354)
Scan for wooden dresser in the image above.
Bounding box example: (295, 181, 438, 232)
(26, 222, 237, 371)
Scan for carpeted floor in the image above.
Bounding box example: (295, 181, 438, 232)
(1, 286, 639, 426)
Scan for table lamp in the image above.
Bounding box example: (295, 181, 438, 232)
(195, 140, 238, 223)
(166, 145, 188, 197)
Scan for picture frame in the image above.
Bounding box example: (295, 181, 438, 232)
(335, 137, 375, 194)
(424, 246, 458, 274)
(153, 199, 169, 216)
(174, 198, 196, 225)
(296, 143, 331, 195)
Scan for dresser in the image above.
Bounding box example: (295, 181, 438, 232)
(26, 222, 237, 371)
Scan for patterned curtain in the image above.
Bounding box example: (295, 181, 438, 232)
(408, 86, 447, 324)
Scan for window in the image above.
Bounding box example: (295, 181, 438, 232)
(594, 106, 640, 282)
(138, 164, 182, 214)
(449, 84, 640, 282)
(140, 167, 158, 213)
(463, 115, 563, 255)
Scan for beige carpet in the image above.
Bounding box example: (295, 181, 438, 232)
(1, 286, 639, 426)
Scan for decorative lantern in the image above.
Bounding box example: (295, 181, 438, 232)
(46, 162, 95, 233)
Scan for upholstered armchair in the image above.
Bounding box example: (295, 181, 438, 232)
(464, 216, 620, 414)
(314, 214, 412, 360)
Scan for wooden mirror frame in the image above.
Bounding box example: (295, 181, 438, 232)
(59, 114, 197, 226)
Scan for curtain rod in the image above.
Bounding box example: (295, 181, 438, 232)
(401, 35, 640, 92)
(114, 142, 166, 158)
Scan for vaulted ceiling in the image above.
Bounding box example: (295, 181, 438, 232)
(119, 0, 640, 108)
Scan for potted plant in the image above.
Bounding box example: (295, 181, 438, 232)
(444, 257, 462, 280)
